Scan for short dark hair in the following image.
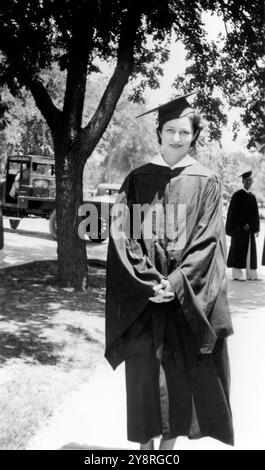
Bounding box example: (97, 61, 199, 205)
(156, 111, 204, 147)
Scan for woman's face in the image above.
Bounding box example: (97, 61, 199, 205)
(159, 116, 194, 159)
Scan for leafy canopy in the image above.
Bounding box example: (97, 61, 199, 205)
(173, 0, 264, 146)
(0, 1, 263, 146)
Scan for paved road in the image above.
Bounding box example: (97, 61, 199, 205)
(0, 217, 107, 269)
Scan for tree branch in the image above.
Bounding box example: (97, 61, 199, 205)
(62, 25, 93, 142)
(23, 76, 62, 136)
(0, 21, 62, 135)
(80, 1, 143, 162)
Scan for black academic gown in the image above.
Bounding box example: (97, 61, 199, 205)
(226, 189, 260, 269)
(262, 236, 265, 266)
(105, 161, 234, 445)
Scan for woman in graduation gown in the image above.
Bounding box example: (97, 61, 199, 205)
(105, 93, 234, 450)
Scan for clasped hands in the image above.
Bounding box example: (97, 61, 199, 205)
(149, 279, 175, 303)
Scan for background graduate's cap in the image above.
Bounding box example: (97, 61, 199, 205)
(136, 91, 198, 127)
(240, 170, 252, 179)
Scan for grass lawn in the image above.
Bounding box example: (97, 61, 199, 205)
(0, 260, 106, 450)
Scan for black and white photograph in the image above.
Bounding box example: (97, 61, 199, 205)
(0, 0, 264, 457)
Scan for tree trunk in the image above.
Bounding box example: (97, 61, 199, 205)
(17, 1, 142, 290)
(54, 139, 87, 289)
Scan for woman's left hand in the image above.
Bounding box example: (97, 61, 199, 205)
(149, 279, 175, 303)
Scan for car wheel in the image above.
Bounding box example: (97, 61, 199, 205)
(49, 209, 57, 240)
(9, 219, 20, 230)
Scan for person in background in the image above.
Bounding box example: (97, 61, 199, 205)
(105, 92, 234, 450)
(9, 163, 30, 199)
(226, 170, 260, 281)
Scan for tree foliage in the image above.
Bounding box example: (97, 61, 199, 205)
(0, 85, 54, 158)
(172, 0, 264, 147)
(0, 89, 8, 131)
(196, 139, 265, 209)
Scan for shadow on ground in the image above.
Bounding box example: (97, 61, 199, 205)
(0, 260, 106, 366)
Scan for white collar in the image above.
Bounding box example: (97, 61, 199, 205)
(243, 188, 249, 193)
(150, 153, 197, 169)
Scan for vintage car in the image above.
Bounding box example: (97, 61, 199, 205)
(0, 154, 57, 238)
(83, 182, 120, 242)
(0, 155, 120, 242)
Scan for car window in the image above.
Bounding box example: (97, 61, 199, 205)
(8, 161, 22, 175)
(32, 163, 55, 176)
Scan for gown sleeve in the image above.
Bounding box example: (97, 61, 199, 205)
(225, 193, 245, 236)
(105, 174, 165, 368)
(253, 196, 260, 233)
(167, 176, 233, 354)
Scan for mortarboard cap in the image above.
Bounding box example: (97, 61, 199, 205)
(240, 170, 252, 179)
(136, 91, 198, 128)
